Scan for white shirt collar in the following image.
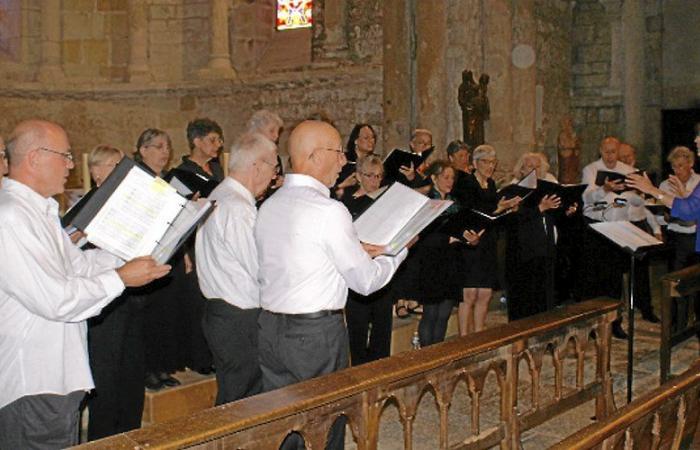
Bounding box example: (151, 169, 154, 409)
(3, 178, 59, 216)
(283, 173, 330, 197)
(221, 176, 256, 207)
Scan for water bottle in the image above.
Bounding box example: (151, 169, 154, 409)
(411, 331, 421, 350)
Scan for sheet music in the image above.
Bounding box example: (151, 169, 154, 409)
(151, 198, 214, 264)
(589, 221, 662, 252)
(383, 200, 452, 256)
(354, 183, 430, 245)
(84, 167, 186, 260)
(169, 175, 193, 196)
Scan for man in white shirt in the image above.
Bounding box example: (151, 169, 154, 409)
(255, 120, 408, 450)
(0, 120, 171, 449)
(195, 133, 278, 405)
(580, 137, 659, 337)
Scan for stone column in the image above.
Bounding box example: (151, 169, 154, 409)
(382, 0, 412, 152)
(128, 0, 151, 82)
(199, 0, 236, 79)
(511, 0, 537, 156)
(415, 0, 448, 153)
(483, 0, 514, 160)
(601, 0, 623, 94)
(621, 0, 644, 148)
(37, 0, 64, 82)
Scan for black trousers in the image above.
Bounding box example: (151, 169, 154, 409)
(507, 256, 555, 322)
(0, 390, 84, 449)
(201, 300, 261, 405)
(258, 310, 348, 450)
(87, 294, 145, 441)
(179, 268, 212, 372)
(418, 299, 455, 347)
(345, 289, 392, 365)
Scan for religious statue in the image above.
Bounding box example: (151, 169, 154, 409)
(557, 115, 582, 184)
(458, 70, 490, 147)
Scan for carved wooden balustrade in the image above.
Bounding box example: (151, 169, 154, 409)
(660, 264, 700, 383)
(549, 359, 700, 450)
(76, 299, 618, 450)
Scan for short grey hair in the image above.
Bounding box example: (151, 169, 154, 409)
(247, 110, 283, 133)
(667, 146, 695, 165)
(356, 154, 383, 175)
(228, 132, 276, 172)
(472, 144, 496, 162)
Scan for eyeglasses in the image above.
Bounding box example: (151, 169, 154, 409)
(38, 147, 74, 162)
(315, 147, 347, 156)
(477, 158, 498, 166)
(361, 172, 382, 180)
(144, 143, 171, 152)
(206, 135, 223, 145)
(259, 159, 280, 171)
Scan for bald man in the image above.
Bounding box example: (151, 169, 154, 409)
(255, 120, 408, 450)
(0, 120, 170, 448)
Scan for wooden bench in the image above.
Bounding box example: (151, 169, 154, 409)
(549, 359, 700, 450)
(660, 264, 700, 383)
(73, 299, 618, 450)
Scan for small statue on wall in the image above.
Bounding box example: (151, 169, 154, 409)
(557, 115, 582, 184)
(458, 70, 490, 147)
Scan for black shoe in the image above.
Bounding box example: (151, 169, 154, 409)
(145, 372, 164, 391)
(642, 311, 660, 324)
(612, 322, 628, 340)
(158, 372, 181, 387)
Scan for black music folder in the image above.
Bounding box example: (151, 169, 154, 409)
(383, 147, 435, 182)
(68, 157, 214, 264)
(532, 179, 587, 208)
(165, 168, 219, 198)
(439, 208, 511, 239)
(498, 170, 537, 200)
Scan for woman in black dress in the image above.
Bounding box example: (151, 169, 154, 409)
(458, 145, 520, 335)
(340, 155, 394, 364)
(133, 129, 184, 390)
(414, 161, 464, 346)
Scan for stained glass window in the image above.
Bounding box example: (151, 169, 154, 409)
(276, 0, 313, 31)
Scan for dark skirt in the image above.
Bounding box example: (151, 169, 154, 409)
(461, 231, 498, 289)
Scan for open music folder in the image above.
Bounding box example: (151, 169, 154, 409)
(353, 182, 453, 256)
(67, 158, 214, 264)
(589, 220, 662, 252)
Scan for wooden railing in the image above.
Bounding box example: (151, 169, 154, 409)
(75, 299, 619, 450)
(549, 359, 700, 450)
(660, 264, 700, 383)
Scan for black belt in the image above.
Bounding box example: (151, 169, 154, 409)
(267, 309, 343, 319)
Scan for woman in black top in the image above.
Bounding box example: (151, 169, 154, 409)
(414, 161, 463, 346)
(335, 123, 377, 198)
(458, 145, 520, 335)
(133, 129, 186, 390)
(341, 155, 393, 364)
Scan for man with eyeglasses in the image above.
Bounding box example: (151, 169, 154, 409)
(0, 119, 171, 449)
(196, 132, 278, 405)
(255, 120, 409, 450)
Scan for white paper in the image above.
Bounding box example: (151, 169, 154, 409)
(169, 176, 193, 196)
(84, 168, 186, 260)
(151, 198, 214, 264)
(354, 183, 453, 255)
(589, 221, 662, 252)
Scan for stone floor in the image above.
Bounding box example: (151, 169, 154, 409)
(344, 305, 700, 450)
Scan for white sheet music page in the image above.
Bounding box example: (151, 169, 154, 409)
(353, 183, 429, 245)
(84, 167, 186, 260)
(589, 221, 662, 252)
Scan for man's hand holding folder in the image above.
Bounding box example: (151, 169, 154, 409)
(117, 255, 171, 287)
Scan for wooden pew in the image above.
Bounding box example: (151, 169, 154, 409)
(73, 299, 619, 450)
(549, 360, 700, 450)
(660, 264, 700, 383)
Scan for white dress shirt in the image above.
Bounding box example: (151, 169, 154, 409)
(255, 173, 407, 314)
(581, 159, 659, 232)
(660, 172, 700, 234)
(195, 177, 260, 309)
(0, 178, 125, 409)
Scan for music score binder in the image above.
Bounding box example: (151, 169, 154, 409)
(68, 158, 214, 264)
(498, 170, 537, 201)
(353, 182, 452, 256)
(382, 147, 435, 183)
